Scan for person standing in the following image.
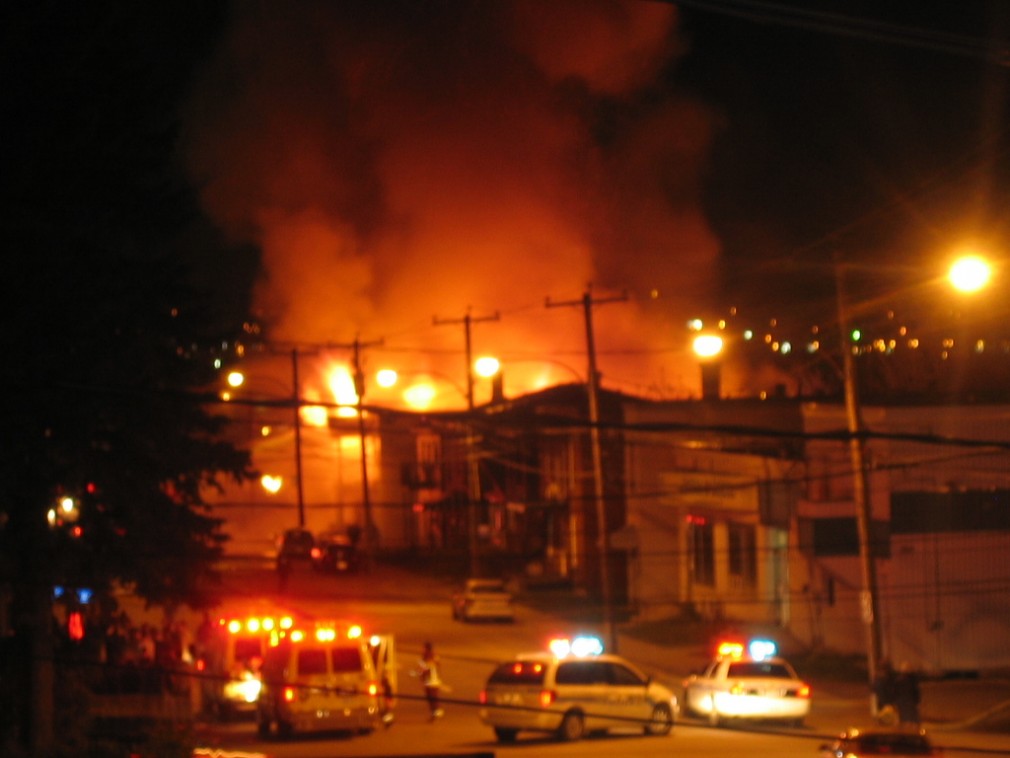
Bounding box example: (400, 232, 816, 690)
(894, 662, 922, 725)
(418, 641, 443, 720)
(872, 658, 898, 725)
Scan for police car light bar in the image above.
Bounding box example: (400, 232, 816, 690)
(549, 635, 604, 658)
(748, 639, 777, 661)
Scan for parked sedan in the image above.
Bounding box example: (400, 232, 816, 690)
(451, 578, 514, 622)
(683, 640, 811, 727)
(311, 535, 361, 574)
(818, 726, 942, 756)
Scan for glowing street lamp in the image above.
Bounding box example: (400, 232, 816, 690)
(836, 249, 993, 717)
(692, 330, 724, 400)
(692, 334, 724, 359)
(474, 355, 501, 379)
(948, 254, 992, 293)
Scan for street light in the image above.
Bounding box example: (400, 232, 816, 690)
(948, 254, 992, 293)
(223, 360, 307, 528)
(692, 331, 724, 400)
(835, 250, 992, 714)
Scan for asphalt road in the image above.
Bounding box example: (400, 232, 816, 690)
(174, 559, 1010, 757)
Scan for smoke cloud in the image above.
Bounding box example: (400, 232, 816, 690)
(183, 0, 721, 401)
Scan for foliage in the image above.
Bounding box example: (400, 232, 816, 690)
(0, 2, 252, 618)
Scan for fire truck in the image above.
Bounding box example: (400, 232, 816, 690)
(256, 620, 397, 738)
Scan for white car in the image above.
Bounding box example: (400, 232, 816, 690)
(451, 578, 514, 622)
(479, 636, 677, 742)
(683, 640, 811, 727)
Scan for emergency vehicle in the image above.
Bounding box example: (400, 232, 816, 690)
(256, 620, 397, 739)
(479, 635, 677, 742)
(199, 611, 299, 721)
(682, 638, 811, 727)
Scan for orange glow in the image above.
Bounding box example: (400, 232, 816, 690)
(327, 364, 360, 418)
(403, 382, 437, 410)
(301, 404, 328, 427)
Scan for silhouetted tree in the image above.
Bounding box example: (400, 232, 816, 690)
(0, 3, 253, 754)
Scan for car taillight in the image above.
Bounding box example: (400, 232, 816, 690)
(195, 658, 206, 672)
(539, 689, 556, 707)
(479, 690, 488, 705)
(283, 686, 296, 703)
(798, 684, 811, 698)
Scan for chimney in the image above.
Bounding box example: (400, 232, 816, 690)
(491, 373, 505, 404)
(700, 362, 721, 400)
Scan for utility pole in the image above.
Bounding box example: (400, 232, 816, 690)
(434, 308, 500, 577)
(546, 287, 627, 653)
(329, 336, 384, 572)
(291, 348, 306, 528)
(834, 255, 884, 706)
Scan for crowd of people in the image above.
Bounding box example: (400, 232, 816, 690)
(57, 606, 198, 696)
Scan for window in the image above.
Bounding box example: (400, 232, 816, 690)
(690, 520, 715, 586)
(489, 661, 547, 685)
(608, 663, 645, 686)
(297, 648, 328, 676)
(331, 646, 364, 673)
(726, 661, 795, 679)
(728, 522, 757, 587)
(555, 661, 600, 685)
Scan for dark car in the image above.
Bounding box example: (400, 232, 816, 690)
(277, 528, 315, 569)
(818, 727, 942, 756)
(311, 535, 361, 574)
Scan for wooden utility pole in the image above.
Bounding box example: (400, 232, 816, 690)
(328, 336, 384, 571)
(434, 309, 500, 577)
(834, 255, 884, 707)
(291, 348, 306, 528)
(546, 287, 627, 653)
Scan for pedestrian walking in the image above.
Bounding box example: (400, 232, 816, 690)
(894, 662, 922, 725)
(417, 641, 444, 720)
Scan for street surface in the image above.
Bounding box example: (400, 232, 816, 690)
(138, 560, 1010, 758)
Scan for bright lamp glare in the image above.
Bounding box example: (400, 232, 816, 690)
(474, 356, 500, 378)
(376, 369, 398, 388)
(693, 334, 724, 358)
(949, 255, 991, 293)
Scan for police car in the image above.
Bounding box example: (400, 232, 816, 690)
(682, 639, 811, 727)
(479, 635, 677, 742)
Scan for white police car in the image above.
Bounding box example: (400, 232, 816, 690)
(683, 639, 811, 727)
(479, 635, 677, 743)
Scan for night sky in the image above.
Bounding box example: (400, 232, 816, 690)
(8, 1, 1010, 400)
